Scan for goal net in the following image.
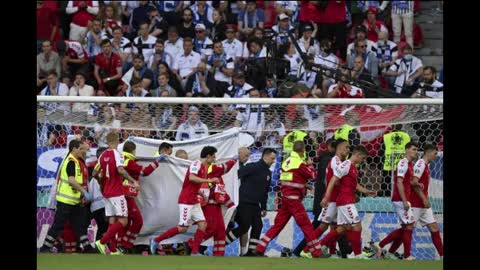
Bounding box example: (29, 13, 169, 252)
(36, 96, 443, 259)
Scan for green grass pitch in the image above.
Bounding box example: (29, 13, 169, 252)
(38, 254, 443, 270)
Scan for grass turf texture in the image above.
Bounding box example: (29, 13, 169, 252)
(38, 254, 442, 270)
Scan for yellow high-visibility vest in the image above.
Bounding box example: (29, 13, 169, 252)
(383, 131, 411, 171)
(56, 154, 83, 205)
(283, 130, 307, 160)
(334, 124, 355, 141)
(279, 152, 305, 182)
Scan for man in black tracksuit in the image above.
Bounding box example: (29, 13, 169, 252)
(226, 148, 277, 256)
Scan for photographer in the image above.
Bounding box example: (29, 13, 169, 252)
(94, 39, 122, 96)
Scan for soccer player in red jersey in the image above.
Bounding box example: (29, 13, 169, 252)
(319, 145, 377, 259)
(411, 144, 443, 259)
(93, 132, 138, 255)
(116, 141, 172, 253)
(150, 146, 220, 256)
(374, 142, 419, 260)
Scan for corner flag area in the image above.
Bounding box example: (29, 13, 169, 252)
(38, 254, 442, 270)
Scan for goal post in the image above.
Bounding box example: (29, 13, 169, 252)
(36, 96, 443, 259)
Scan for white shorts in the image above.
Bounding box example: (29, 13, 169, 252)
(104, 195, 128, 217)
(317, 202, 337, 223)
(337, 204, 361, 225)
(412, 207, 436, 227)
(393, 201, 415, 224)
(178, 203, 205, 226)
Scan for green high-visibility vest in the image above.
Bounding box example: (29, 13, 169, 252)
(282, 130, 308, 159)
(56, 154, 83, 205)
(334, 124, 355, 141)
(383, 131, 411, 171)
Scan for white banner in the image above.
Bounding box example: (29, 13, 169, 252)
(129, 128, 240, 245)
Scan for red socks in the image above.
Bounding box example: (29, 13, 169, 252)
(319, 230, 339, 246)
(431, 231, 443, 256)
(346, 230, 362, 256)
(402, 228, 413, 258)
(191, 229, 206, 254)
(100, 222, 123, 246)
(380, 228, 404, 248)
(154, 227, 180, 243)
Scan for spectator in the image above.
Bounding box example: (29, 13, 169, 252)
(327, 70, 364, 98)
(317, 0, 348, 61)
(351, 55, 375, 87)
(147, 6, 169, 40)
(100, 3, 122, 39)
(275, 1, 299, 25)
(56, 40, 90, 77)
(211, 9, 227, 42)
(347, 25, 375, 56)
(177, 8, 196, 39)
(172, 37, 202, 89)
(347, 39, 378, 78)
(314, 38, 340, 94)
(388, 0, 415, 47)
(85, 18, 107, 61)
(154, 61, 184, 96)
(37, 1, 59, 53)
(69, 72, 95, 118)
(164, 26, 184, 58)
(297, 1, 322, 31)
(234, 89, 269, 134)
(125, 77, 152, 97)
(256, 106, 286, 150)
(222, 26, 243, 65)
(184, 62, 212, 97)
(94, 39, 123, 96)
(238, 1, 265, 36)
(246, 37, 266, 58)
(297, 24, 320, 56)
(225, 71, 254, 99)
(274, 14, 295, 43)
(66, 1, 99, 42)
(130, 0, 153, 35)
(412, 66, 443, 99)
(362, 7, 388, 42)
(206, 40, 234, 96)
(37, 40, 61, 91)
(132, 22, 157, 61)
(193, 23, 214, 61)
(175, 106, 209, 141)
(121, 0, 139, 32)
(122, 54, 155, 93)
(371, 31, 398, 74)
(39, 70, 70, 118)
(94, 105, 120, 147)
(147, 39, 174, 70)
(386, 44, 423, 95)
(152, 89, 178, 139)
(151, 72, 178, 97)
(110, 26, 133, 73)
(221, 1, 245, 25)
(155, 0, 183, 26)
(281, 42, 303, 77)
(190, 0, 214, 28)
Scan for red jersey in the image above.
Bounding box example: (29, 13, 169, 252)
(95, 52, 122, 77)
(98, 148, 124, 198)
(410, 159, 430, 208)
(66, 40, 89, 60)
(37, 4, 58, 39)
(324, 155, 342, 203)
(280, 152, 318, 200)
(123, 152, 159, 181)
(203, 159, 236, 207)
(319, 1, 347, 24)
(392, 158, 413, 202)
(69, 1, 97, 27)
(178, 160, 208, 205)
(334, 160, 359, 206)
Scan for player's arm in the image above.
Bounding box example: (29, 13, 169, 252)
(356, 183, 377, 197)
(321, 175, 339, 207)
(66, 161, 87, 194)
(221, 159, 238, 175)
(395, 159, 409, 208)
(412, 160, 429, 207)
(118, 166, 137, 185)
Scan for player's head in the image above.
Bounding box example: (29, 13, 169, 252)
(106, 131, 119, 148)
(423, 144, 438, 163)
(123, 141, 136, 155)
(293, 141, 306, 155)
(326, 138, 335, 153)
(201, 146, 217, 164)
(159, 142, 173, 155)
(334, 138, 350, 160)
(405, 141, 419, 160)
(175, 149, 188, 160)
(262, 148, 277, 167)
(351, 145, 368, 164)
(239, 147, 250, 164)
(96, 147, 107, 159)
